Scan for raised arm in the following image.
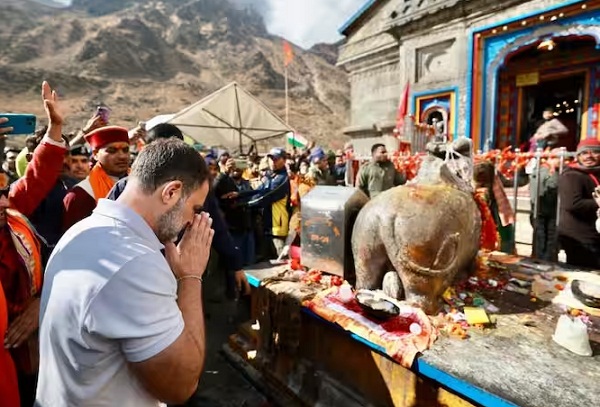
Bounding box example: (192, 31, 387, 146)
(9, 82, 67, 217)
(247, 173, 289, 208)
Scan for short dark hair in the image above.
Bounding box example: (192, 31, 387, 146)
(146, 123, 184, 144)
(371, 143, 386, 154)
(131, 139, 209, 197)
(35, 125, 48, 139)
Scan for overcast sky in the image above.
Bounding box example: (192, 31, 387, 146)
(29, 0, 367, 48)
(258, 0, 366, 48)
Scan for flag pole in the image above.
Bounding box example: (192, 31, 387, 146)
(285, 65, 289, 125)
(285, 64, 295, 152)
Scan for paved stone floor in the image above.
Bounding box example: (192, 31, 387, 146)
(177, 268, 269, 407)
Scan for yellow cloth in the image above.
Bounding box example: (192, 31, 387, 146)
(242, 168, 254, 181)
(271, 196, 289, 237)
(15, 147, 29, 178)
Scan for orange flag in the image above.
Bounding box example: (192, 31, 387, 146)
(396, 81, 410, 135)
(283, 41, 294, 67)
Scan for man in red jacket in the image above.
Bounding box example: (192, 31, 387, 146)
(1, 82, 67, 407)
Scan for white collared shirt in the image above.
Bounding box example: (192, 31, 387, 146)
(37, 199, 182, 407)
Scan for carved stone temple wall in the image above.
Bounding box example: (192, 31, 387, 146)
(338, 0, 575, 146)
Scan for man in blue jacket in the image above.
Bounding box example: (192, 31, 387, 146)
(107, 123, 250, 295)
(228, 147, 290, 258)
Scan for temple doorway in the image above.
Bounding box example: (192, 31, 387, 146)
(519, 73, 585, 152)
(495, 36, 600, 151)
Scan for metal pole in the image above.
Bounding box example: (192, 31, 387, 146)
(284, 66, 289, 125)
(555, 147, 566, 225)
(532, 148, 543, 221)
(531, 148, 543, 258)
(512, 148, 521, 253)
(554, 147, 567, 261)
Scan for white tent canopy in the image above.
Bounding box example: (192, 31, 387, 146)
(168, 82, 294, 153)
(145, 114, 175, 131)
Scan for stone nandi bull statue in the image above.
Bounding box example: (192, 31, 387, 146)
(351, 138, 482, 314)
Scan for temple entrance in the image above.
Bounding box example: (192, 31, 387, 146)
(519, 73, 585, 152)
(495, 36, 600, 151)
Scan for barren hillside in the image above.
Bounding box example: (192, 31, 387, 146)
(0, 0, 350, 149)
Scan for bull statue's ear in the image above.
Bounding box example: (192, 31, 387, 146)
(440, 161, 473, 194)
(425, 141, 447, 160)
(452, 137, 473, 158)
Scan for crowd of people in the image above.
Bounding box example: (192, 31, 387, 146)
(1, 81, 600, 407)
(0, 81, 409, 406)
(0, 82, 245, 407)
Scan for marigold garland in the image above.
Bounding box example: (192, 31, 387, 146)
(392, 152, 424, 181)
(390, 148, 572, 180)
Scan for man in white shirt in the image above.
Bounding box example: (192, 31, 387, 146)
(36, 139, 214, 406)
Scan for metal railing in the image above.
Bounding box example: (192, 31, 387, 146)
(508, 148, 577, 256)
(351, 145, 578, 259)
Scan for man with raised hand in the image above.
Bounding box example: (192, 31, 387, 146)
(1, 82, 68, 407)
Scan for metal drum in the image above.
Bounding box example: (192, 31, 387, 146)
(301, 186, 369, 283)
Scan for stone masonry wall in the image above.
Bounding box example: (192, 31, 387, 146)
(340, 0, 568, 138)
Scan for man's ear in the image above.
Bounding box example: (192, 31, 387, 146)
(160, 180, 184, 204)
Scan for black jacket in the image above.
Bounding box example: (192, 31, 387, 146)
(107, 177, 243, 274)
(558, 166, 600, 245)
(213, 173, 252, 232)
(30, 175, 78, 249)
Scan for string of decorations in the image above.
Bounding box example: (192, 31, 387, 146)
(389, 148, 574, 181)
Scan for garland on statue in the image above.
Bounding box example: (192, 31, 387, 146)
(390, 148, 572, 181)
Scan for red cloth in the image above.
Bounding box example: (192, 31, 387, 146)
(396, 81, 410, 134)
(0, 283, 19, 407)
(1, 140, 66, 377)
(305, 287, 437, 368)
(10, 142, 68, 218)
(0, 229, 28, 319)
(577, 138, 600, 151)
(84, 126, 129, 150)
(2, 141, 66, 317)
(62, 186, 97, 232)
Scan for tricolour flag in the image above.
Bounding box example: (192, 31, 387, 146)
(286, 132, 307, 148)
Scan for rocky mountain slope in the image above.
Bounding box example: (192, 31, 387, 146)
(0, 0, 349, 149)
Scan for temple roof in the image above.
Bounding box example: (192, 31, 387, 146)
(339, 0, 382, 36)
(339, 0, 469, 37)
